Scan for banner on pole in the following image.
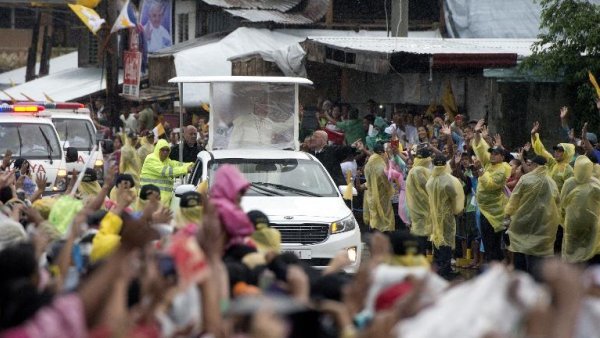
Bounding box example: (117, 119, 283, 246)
(123, 50, 141, 97)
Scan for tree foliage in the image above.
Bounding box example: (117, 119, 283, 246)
(523, 0, 600, 127)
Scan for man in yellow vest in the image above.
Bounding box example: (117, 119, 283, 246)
(140, 139, 194, 206)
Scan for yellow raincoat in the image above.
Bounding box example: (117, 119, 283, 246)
(363, 153, 395, 232)
(472, 138, 511, 232)
(140, 139, 193, 207)
(531, 134, 574, 191)
(119, 133, 141, 187)
(560, 156, 600, 263)
(426, 164, 465, 249)
(593, 163, 600, 181)
(137, 137, 154, 166)
(505, 166, 560, 256)
(173, 206, 203, 229)
(406, 157, 432, 236)
(90, 212, 122, 263)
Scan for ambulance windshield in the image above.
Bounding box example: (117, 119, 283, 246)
(0, 123, 61, 159)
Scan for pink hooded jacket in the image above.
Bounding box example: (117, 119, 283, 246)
(210, 165, 254, 247)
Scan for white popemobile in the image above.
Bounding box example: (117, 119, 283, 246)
(170, 76, 362, 271)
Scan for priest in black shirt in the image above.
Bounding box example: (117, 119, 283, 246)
(170, 125, 203, 163)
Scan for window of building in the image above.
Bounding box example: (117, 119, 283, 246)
(177, 13, 189, 43)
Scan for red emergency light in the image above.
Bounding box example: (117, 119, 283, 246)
(14, 102, 84, 109)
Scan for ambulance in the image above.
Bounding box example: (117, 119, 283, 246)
(0, 104, 69, 193)
(16, 102, 105, 181)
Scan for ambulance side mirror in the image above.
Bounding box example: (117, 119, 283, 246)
(66, 147, 78, 163)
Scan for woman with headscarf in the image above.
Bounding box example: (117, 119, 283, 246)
(210, 165, 254, 250)
(108, 174, 137, 212)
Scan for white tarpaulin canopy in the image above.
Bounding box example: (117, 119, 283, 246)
(0, 66, 123, 102)
(0, 52, 78, 88)
(170, 27, 439, 106)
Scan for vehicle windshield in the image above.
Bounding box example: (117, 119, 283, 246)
(208, 158, 338, 197)
(0, 123, 61, 159)
(53, 118, 95, 151)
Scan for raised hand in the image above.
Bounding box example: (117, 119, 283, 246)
(35, 173, 47, 192)
(531, 121, 540, 136)
(481, 125, 489, 139)
(474, 119, 485, 133)
(559, 106, 568, 120)
(440, 124, 452, 136)
(582, 122, 589, 140)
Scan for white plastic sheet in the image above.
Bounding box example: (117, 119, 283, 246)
(394, 265, 545, 338)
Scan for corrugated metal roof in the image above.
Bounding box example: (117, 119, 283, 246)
(444, 0, 600, 38)
(305, 37, 537, 58)
(202, 0, 301, 11)
(226, 9, 313, 24)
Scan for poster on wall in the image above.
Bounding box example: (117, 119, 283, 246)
(140, 0, 173, 53)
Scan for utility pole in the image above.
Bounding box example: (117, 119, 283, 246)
(25, 10, 41, 82)
(391, 0, 409, 37)
(105, 0, 120, 128)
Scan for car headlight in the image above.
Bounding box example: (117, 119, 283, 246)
(53, 169, 67, 191)
(330, 214, 356, 234)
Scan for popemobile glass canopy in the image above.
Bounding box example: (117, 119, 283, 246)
(168, 76, 313, 151)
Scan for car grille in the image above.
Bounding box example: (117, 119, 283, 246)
(270, 223, 329, 245)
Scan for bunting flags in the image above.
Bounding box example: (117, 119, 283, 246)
(589, 71, 600, 99)
(110, 0, 139, 34)
(68, 4, 105, 35)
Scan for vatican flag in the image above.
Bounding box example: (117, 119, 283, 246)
(68, 4, 105, 35)
(110, 0, 138, 34)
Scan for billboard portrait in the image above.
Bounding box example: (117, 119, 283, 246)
(140, 0, 173, 53)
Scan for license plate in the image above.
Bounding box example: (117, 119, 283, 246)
(282, 249, 312, 260)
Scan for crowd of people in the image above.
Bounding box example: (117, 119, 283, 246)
(1, 97, 600, 338)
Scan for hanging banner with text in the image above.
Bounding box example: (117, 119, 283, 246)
(123, 50, 141, 97)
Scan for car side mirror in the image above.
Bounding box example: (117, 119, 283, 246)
(65, 147, 78, 163)
(174, 184, 196, 197)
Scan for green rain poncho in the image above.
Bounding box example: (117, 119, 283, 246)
(406, 157, 432, 236)
(531, 133, 574, 192)
(505, 165, 560, 256)
(426, 164, 465, 249)
(363, 153, 395, 232)
(560, 156, 600, 263)
(472, 138, 511, 232)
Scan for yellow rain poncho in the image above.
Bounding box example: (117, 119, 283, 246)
(140, 139, 193, 207)
(560, 156, 600, 263)
(78, 180, 102, 199)
(119, 133, 141, 186)
(505, 166, 560, 256)
(173, 206, 203, 229)
(426, 164, 465, 249)
(593, 163, 600, 181)
(472, 138, 511, 232)
(363, 153, 395, 232)
(406, 157, 432, 236)
(137, 137, 154, 165)
(531, 134, 574, 191)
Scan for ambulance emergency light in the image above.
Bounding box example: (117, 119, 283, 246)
(0, 104, 45, 113)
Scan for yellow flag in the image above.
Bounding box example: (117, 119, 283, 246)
(589, 71, 600, 99)
(76, 0, 101, 9)
(152, 123, 166, 139)
(442, 80, 458, 119)
(68, 4, 105, 35)
(343, 170, 353, 201)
